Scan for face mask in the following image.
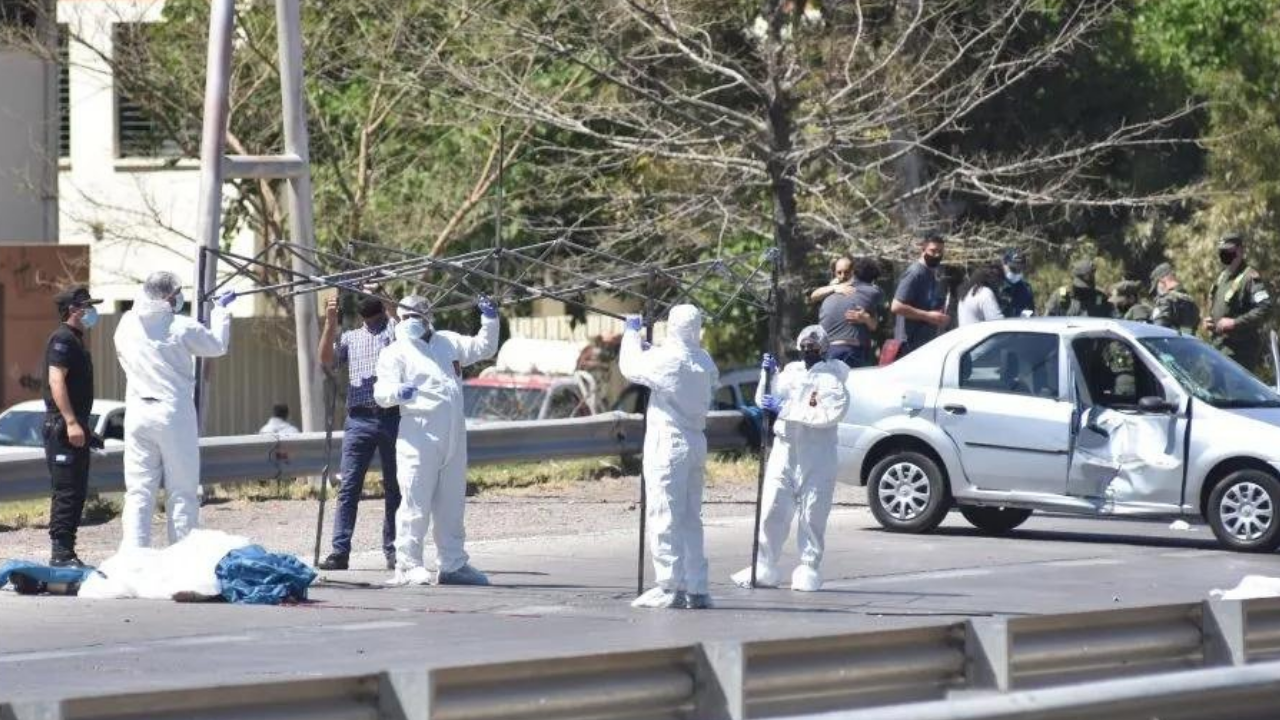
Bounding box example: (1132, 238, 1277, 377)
(1219, 249, 1238, 266)
(398, 318, 427, 341)
(171, 290, 185, 315)
(1005, 271, 1023, 284)
(81, 307, 99, 329)
(923, 255, 942, 269)
(801, 348, 823, 368)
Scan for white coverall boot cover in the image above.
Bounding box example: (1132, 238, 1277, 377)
(791, 564, 822, 592)
(632, 587, 688, 609)
(114, 291, 231, 549)
(373, 301, 499, 580)
(619, 304, 718, 608)
(731, 562, 782, 589)
(747, 325, 849, 593)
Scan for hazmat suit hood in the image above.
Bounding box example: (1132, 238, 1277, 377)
(133, 290, 176, 317)
(667, 304, 702, 348)
(796, 325, 830, 355)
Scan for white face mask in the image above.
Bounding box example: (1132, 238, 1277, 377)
(170, 290, 185, 314)
(1005, 271, 1023, 284)
(398, 318, 427, 341)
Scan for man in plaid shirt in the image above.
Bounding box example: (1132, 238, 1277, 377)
(316, 293, 401, 570)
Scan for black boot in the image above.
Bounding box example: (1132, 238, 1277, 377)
(317, 553, 349, 570)
(50, 552, 85, 569)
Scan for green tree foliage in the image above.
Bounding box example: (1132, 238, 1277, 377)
(1133, 0, 1280, 303)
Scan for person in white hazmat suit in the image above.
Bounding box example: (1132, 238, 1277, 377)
(114, 271, 237, 549)
(732, 325, 850, 592)
(373, 294, 499, 586)
(619, 305, 719, 610)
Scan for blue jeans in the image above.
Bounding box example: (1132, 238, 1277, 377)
(331, 412, 401, 557)
(828, 344, 869, 368)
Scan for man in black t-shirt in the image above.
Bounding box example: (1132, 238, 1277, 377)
(42, 286, 102, 567)
(891, 234, 950, 357)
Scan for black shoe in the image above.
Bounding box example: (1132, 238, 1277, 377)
(317, 553, 349, 571)
(49, 554, 85, 569)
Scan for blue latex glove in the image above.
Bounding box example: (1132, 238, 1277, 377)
(624, 315, 643, 333)
(397, 383, 416, 401)
(761, 353, 778, 372)
(477, 295, 498, 319)
(760, 394, 783, 414)
(215, 291, 237, 308)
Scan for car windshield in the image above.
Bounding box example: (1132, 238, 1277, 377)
(463, 386, 545, 421)
(1141, 337, 1280, 409)
(0, 412, 99, 447)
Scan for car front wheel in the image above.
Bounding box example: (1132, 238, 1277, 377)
(1208, 470, 1280, 553)
(959, 506, 1032, 535)
(868, 450, 951, 533)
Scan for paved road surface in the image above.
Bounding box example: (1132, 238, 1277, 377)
(0, 505, 1269, 702)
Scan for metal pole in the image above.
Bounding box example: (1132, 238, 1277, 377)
(192, 0, 235, 430)
(636, 270, 657, 597)
(750, 248, 781, 588)
(494, 125, 504, 300)
(276, 0, 323, 433)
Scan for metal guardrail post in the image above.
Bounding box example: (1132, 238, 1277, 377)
(378, 669, 430, 720)
(963, 619, 1010, 693)
(693, 642, 747, 720)
(1205, 599, 1247, 667)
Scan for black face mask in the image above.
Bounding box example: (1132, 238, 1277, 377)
(1219, 249, 1238, 266)
(357, 297, 385, 319)
(923, 255, 942, 269)
(802, 349, 823, 368)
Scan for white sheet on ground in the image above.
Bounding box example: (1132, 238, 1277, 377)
(1209, 575, 1280, 601)
(78, 529, 252, 600)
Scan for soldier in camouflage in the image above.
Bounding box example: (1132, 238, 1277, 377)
(1203, 233, 1273, 373)
(1109, 280, 1151, 322)
(1148, 262, 1199, 334)
(1045, 259, 1113, 318)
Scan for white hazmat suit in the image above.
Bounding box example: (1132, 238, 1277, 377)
(619, 305, 719, 609)
(373, 297, 498, 584)
(114, 281, 232, 549)
(734, 325, 849, 592)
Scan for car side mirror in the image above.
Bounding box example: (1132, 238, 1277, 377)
(1138, 396, 1175, 414)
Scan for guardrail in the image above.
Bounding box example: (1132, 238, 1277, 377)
(8, 598, 1280, 719)
(0, 411, 751, 501)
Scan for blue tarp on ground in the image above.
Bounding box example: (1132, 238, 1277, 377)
(214, 546, 316, 605)
(0, 560, 97, 594)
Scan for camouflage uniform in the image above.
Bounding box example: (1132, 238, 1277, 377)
(1109, 280, 1150, 322)
(1148, 262, 1200, 334)
(1209, 258, 1272, 372)
(1045, 259, 1113, 318)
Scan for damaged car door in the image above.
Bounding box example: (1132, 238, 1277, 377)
(1066, 334, 1188, 511)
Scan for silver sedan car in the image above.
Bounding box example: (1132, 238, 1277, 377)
(837, 318, 1280, 552)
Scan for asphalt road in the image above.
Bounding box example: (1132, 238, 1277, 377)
(0, 504, 1272, 703)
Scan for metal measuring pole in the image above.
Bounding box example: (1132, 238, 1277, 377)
(750, 248, 781, 588)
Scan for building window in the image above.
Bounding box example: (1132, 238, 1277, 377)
(0, 0, 38, 30)
(113, 23, 185, 158)
(58, 23, 68, 157)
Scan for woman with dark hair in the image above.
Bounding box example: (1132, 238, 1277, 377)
(957, 261, 1005, 326)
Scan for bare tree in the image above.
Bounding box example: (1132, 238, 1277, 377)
(429, 0, 1199, 342)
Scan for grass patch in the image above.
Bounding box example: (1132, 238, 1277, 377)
(0, 496, 121, 532)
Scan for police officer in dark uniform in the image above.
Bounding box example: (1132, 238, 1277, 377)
(43, 286, 102, 567)
(1045, 259, 1113, 318)
(997, 249, 1035, 318)
(1149, 262, 1200, 334)
(1204, 233, 1272, 373)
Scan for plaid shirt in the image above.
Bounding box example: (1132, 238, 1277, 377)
(335, 319, 396, 409)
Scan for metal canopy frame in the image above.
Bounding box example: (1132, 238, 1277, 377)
(194, 0, 783, 591)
